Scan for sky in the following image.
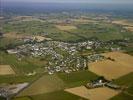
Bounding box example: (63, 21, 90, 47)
(3, 0, 133, 4)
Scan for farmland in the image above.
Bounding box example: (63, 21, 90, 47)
(13, 90, 86, 100)
(0, 65, 15, 75)
(102, 52, 133, 67)
(18, 74, 65, 96)
(0, 4, 133, 100)
(65, 86, 120, 100)
(89, 60, 133, 80)
(55, 25, 77, 31)
(17, 70, 97, 96)
(110, 72, 133, 100)
(2, 16, 133, 42)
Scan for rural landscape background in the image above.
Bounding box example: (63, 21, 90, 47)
(0, 0, 133, 100)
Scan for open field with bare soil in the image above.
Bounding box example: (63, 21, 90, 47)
(55, 25, 77, 31)
(3, 32, 27, 39)
(65, 86, 120, 100)
(112, 20, 133, 27)
(0, 65, 15, 75)
(89, 59, 133, 80)
(124, 26, 133, 32)
(72, 18, 97, 24)
(18, 74, 65, 96)
(102, 52, 133, 68)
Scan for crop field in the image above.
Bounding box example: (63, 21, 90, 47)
(3, 32, 26, 39)
(69, 22, 131, 41)
(55, 25, 77, 31)
(65, 86, 119, 100)
(124, 26, 133, 32)
(0, 65, 15, 75)
(2, 18, 133, 42)
(112, 20, 133, 33)
(72, 18, 97, 24)
(57, 70, 98, 88)
(110, 72, 133, 100)
(14, 90, 86, 100)
(89, 59, 133, 80)
(102, 52, 133, 68)
(112, 20, 133, 26)
(18, 74, 65, 96)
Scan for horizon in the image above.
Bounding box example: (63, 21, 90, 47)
(2, 0, 133, 4)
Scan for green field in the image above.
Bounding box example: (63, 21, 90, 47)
(2, 19, 133, 42)
(57, 70, 98, 88)
(111, 72, 133, 100)
(114, 72, 133, 86)
(0, 74, 40, 84)
(110, 92, 133, 100)
(16, 71, 97, 98)
(13, 91, 87, 100)
(18, 74, 65, 96)
(0, 52, 47, 74)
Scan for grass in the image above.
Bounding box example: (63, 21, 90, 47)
(0, 37, 23, 50)
(114, 72, 133, 86)
(12, 97, 31, 100)
(31, 90, 86, 100)
(2, 19, 133, 42)
(110, 92, 133, 100)
(111, 72, 133, 100)
(57, 70, 98, 88)
(18, 74, 65, 96)
(13, 91, 87, 100)
(0, 74, 41, 84)
(0, 52, 47, 74)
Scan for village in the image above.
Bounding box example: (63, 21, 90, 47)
(6, 37, 121, 75)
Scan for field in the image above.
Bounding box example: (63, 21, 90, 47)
(112, 20, 133, 32)
(55, 25, 77, 31)
(110, 72, 133, 100)
(89, 59, 133, 80)
(18, 74, 65, 96)
(124, 26, 133, 32)
(2, 17, 133, 42)
(102, 52, 133, 68)
(112, 20, 133, 26)
(65, 86, 120, 100)
(0, 65, 15, 75)
(72, 18, 97, 24)
(17, 70, 97, 96)
(57, 71, 98, 88)
(0, 74, 41, 84)
(14, 90, 86, 100)
(0, 52, 48, 74)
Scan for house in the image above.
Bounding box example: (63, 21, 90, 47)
(7, 49, 19, 54)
